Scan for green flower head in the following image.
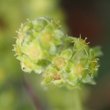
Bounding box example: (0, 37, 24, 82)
(13, 17, 102, 88)
(14, 17, 65, 74)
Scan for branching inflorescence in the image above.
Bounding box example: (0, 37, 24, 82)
(13, 17, 102, 88)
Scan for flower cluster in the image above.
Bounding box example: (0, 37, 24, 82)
(13, 17, 102, 88)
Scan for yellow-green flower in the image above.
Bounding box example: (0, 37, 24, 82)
(13, 17, 102, 88)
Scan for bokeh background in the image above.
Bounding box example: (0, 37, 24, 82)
(0, 0, 110, 110)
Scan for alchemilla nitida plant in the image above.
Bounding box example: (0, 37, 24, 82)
(13, 17, 102, 88)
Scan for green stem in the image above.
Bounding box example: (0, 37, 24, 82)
(23, 78, 43, 110)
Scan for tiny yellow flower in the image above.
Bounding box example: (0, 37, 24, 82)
(24, 42, 43, 61)
(74, 64, 84, 77)
(53, 56, 66, 69)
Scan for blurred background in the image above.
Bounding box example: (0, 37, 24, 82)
(0, 0, 110, 110)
